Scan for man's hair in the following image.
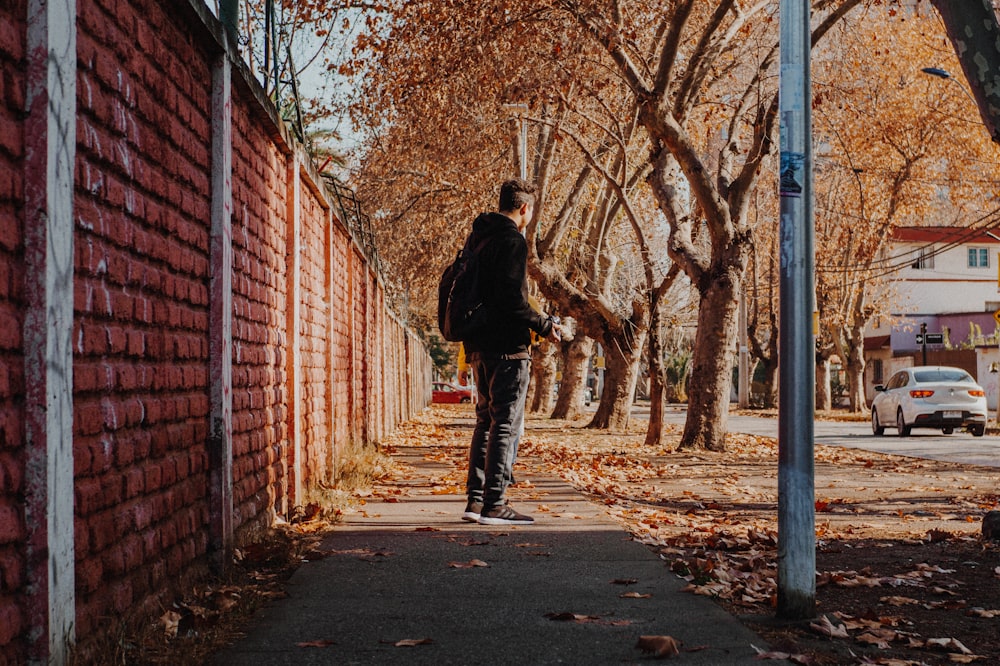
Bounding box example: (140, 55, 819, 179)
(498, 178, 537, 213)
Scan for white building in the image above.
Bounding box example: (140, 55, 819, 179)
(864, 227, 1000, 409)
(889, 226, 1000, 314)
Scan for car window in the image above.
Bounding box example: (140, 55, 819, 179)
(912, 369, 973, 383)
(887, 372, 906, 390)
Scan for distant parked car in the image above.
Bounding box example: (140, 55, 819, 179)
(871, 366, 987, 437)
(432, 382, 473, 404)
(552, 384, 594, 406)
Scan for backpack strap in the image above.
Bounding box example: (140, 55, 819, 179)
(463, 232, 493, 257)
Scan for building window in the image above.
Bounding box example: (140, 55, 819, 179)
(871, 359, 884, 384)
(912, 246, 934, 269)
(968, 247, 990, 268)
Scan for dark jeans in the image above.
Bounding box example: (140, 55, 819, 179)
(467, 357, 531, 510)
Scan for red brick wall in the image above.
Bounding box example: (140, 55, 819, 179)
(230, 99, 288, 532)
(352, 250, 368, 445)
(331, 228, 352, 457)
(0, 3, 27, 662)
(298, 184, 332, 493)
(73, 0, 214, 638)
(4, 1, 432, 659)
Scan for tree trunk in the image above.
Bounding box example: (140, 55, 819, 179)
(930, 0, 1000, 143)
(845, 329, 867, 413)
(678, 278, 740, 452)
(816, 356, 832, 412)
(587, 326, 647, 432)
(645, 370, 665, 447)
(528, 340, 559, 414)
(551, 335, 594, 420)
(645, 301, 667, 448)
(759, 359, 777, 409)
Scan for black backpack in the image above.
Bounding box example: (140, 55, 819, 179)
(438, 234, 491, 342)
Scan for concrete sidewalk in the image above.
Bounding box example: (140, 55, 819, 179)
(209, 439, 780, 665)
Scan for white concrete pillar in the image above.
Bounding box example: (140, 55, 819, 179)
(24, 0, 77, 661)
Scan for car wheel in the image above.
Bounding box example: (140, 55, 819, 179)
(460, 397, 471, 404)
(942, 427, 954, 435)
(971, 424, 986, 437)
(896, 409, 911, 437)
(871, 409, 884, 436)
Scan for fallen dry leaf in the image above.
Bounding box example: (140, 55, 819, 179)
(923, 599, 967, 611)
(611, 578, 639, 585)
(750, 643, 811, 663)
(926, 528, 953, 543)
(545, 612, 600, 623)
(635, 635, 681, 658)
(296, 639, 336, 648)
(880, 596, 920, 606)
(965, 608, 1000, 618)
(856, 631, 893, 649)
(925, 637, 973, 654)
(430, 486, 462, 495)
(809, 614, 849, 638)
(394, 638, 433, 647)
(620, 591, 652, 599)
(160, 610, 182, 638)
(448, 559, 489, 568)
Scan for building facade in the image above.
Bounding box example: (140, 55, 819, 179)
(864, 227, 1000, 407)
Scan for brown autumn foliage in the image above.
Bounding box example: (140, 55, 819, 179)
(251, 1, 999, 447)
(344, 1, 680, 432)
(340, 0, 869, 449)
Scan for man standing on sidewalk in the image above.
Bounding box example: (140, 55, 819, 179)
(460, 178, 560, 525)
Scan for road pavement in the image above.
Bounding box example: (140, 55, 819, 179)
(657, 405, 1000, 468)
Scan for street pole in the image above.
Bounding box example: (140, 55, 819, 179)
(920, 322, 928, 365)
(219, 0, 239, 41)
(777, 0, 816, 620)
(920, 67, 981, 110)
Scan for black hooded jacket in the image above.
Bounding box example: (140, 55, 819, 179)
(461, 212, 553, 359)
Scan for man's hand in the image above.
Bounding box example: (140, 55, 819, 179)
(547, 316, 564, 343)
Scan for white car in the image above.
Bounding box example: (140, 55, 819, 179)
(871, 366, 987, 437)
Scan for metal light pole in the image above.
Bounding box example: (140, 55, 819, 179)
(920, 67, 981, 109)
(920, 321, 928, 366)
(777, 0, 816, 620)
(219, 0, 239, 41)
